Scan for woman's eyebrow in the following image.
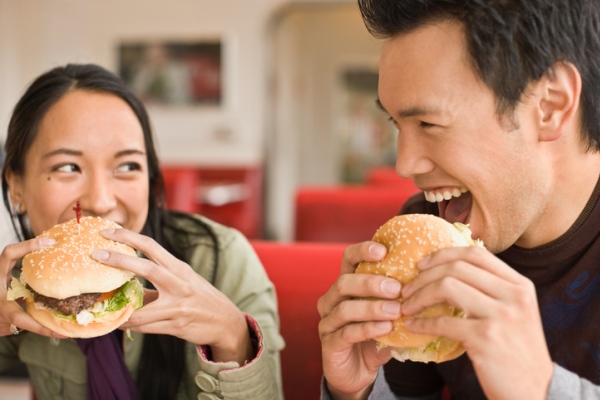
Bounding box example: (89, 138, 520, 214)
(114, 149, 146, 158)
(41, 148, 82, 159)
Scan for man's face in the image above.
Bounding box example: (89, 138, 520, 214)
(378, 21, 552, 253)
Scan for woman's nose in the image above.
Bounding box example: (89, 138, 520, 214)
(81, 172, 117, 216)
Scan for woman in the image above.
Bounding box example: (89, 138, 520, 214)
(0, 64, 284, 400)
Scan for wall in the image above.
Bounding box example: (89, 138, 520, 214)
(0, 0, 288, 165)
(0, 0, 381, 241)
(264, 4, 382, 240)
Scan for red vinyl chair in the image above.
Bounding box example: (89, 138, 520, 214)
(294, 185, 416, 243)
(251, 240, 452, 400)
(365, 166, 420, 194)
(160, 165, 201, 213)
(250, 240, 349, 400)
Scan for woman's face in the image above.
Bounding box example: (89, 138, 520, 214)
(8, 90, 150, 236)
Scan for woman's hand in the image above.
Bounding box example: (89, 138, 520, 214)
(0, 239, 64, 338)
(317, 241, 402, 400)
(401, 246, 553, 400)
(92, 228, 253, 365)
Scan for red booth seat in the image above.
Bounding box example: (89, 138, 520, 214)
(365, 166, 420, 193)
(294, 185, 417, 243)
(250, 240, 348, 400)
(161, 165, 202, 214)
(160, 165, 263, 239)
(251, 240, 453, 400)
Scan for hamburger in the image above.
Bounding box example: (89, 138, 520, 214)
(356, 213, 482, 363)
(7, 216, 144, 338)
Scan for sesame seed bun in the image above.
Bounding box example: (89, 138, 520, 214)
(11, 216, 144, 338)
(356, 213, 482, 363)
(22, 216, 136, 299)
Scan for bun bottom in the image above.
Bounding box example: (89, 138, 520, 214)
(386, 338, 465, 363)
(375, 303, 466, 363)
(26, 299, 135, 338)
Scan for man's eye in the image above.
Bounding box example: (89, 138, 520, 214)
(420, 121, 435, 128)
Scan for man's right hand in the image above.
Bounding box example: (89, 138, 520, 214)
(317, 241, 402, 399)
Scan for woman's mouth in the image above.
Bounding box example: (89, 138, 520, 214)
(423, 188, 472, 224)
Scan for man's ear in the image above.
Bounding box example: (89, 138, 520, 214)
(537, 62, 582, 142)
(4, 169, 26, 213)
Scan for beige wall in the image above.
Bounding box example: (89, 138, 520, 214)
(0, 0, 289, 165)
(0, 0, 382, 241)
(265, 4, 381, 239)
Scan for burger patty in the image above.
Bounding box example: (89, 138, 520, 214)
(28, 286, 102, 316)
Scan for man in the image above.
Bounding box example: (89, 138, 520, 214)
(318, 0, 600, 399)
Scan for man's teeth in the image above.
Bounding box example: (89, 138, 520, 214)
(424, 188, 468, 203)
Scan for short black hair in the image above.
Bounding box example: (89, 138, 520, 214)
(358, 0, 600, 150)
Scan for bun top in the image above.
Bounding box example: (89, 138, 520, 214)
(22, 216, 137, 299)
(356, 213, 476, 283)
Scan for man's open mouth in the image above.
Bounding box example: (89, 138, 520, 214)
(423, 188, 472, 224)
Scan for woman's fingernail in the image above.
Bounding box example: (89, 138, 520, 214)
(38, 238, 56, 248)
(381, 279, 401, 295)
(100, 229, 116, 235)
(92, 249, 109, 261)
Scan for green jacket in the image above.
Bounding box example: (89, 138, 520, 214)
(0, 214, 285, 399)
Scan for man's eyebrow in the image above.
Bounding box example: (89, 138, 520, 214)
(375, 98, 387, 113)
(375, 99, 440, 119)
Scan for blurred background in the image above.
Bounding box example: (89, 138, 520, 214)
(0, 2, 421, 398)
(0, 0, 403, 243)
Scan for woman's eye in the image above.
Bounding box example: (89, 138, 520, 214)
(54, 164, 80, 173)
(116, 162, 142, 173)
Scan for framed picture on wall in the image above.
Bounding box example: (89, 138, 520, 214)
(338, 67, 397, 183)
(118, 40, 222, 106)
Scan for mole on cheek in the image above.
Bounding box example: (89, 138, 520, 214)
(47, 177, 51, 181)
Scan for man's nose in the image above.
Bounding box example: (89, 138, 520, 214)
(395, 130, 435, 179)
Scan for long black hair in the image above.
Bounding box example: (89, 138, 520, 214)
(2, 63, 218, 399)
(358, 0, 600, 151)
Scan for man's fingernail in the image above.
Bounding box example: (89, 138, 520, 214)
(381, 279, 401, 295)
(38, 238, 56, 248)
(100, 229, 116, 235)
(375, 321, 392, 331)
(369, 243, 386, 258)
(418, 255, 431, 269)
(92, 249, 109, 261)
(382, 301, 401, 314)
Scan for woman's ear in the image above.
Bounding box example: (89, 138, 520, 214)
(537, 62, 582, 142)
(4, 169, 26, 213)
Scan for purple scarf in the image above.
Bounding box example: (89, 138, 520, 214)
(76, 330, 140, 400)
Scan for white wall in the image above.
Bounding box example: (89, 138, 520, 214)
(0, 0, 291, 165)
(0, 0, 381, 241)
(264, 4, 382, 240)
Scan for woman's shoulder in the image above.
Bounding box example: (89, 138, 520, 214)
(161, 210, 247, 252)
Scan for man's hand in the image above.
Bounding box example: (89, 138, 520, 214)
(318, 241, 402, 399)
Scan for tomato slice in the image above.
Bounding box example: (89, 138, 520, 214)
(96, 288, 119, 303)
